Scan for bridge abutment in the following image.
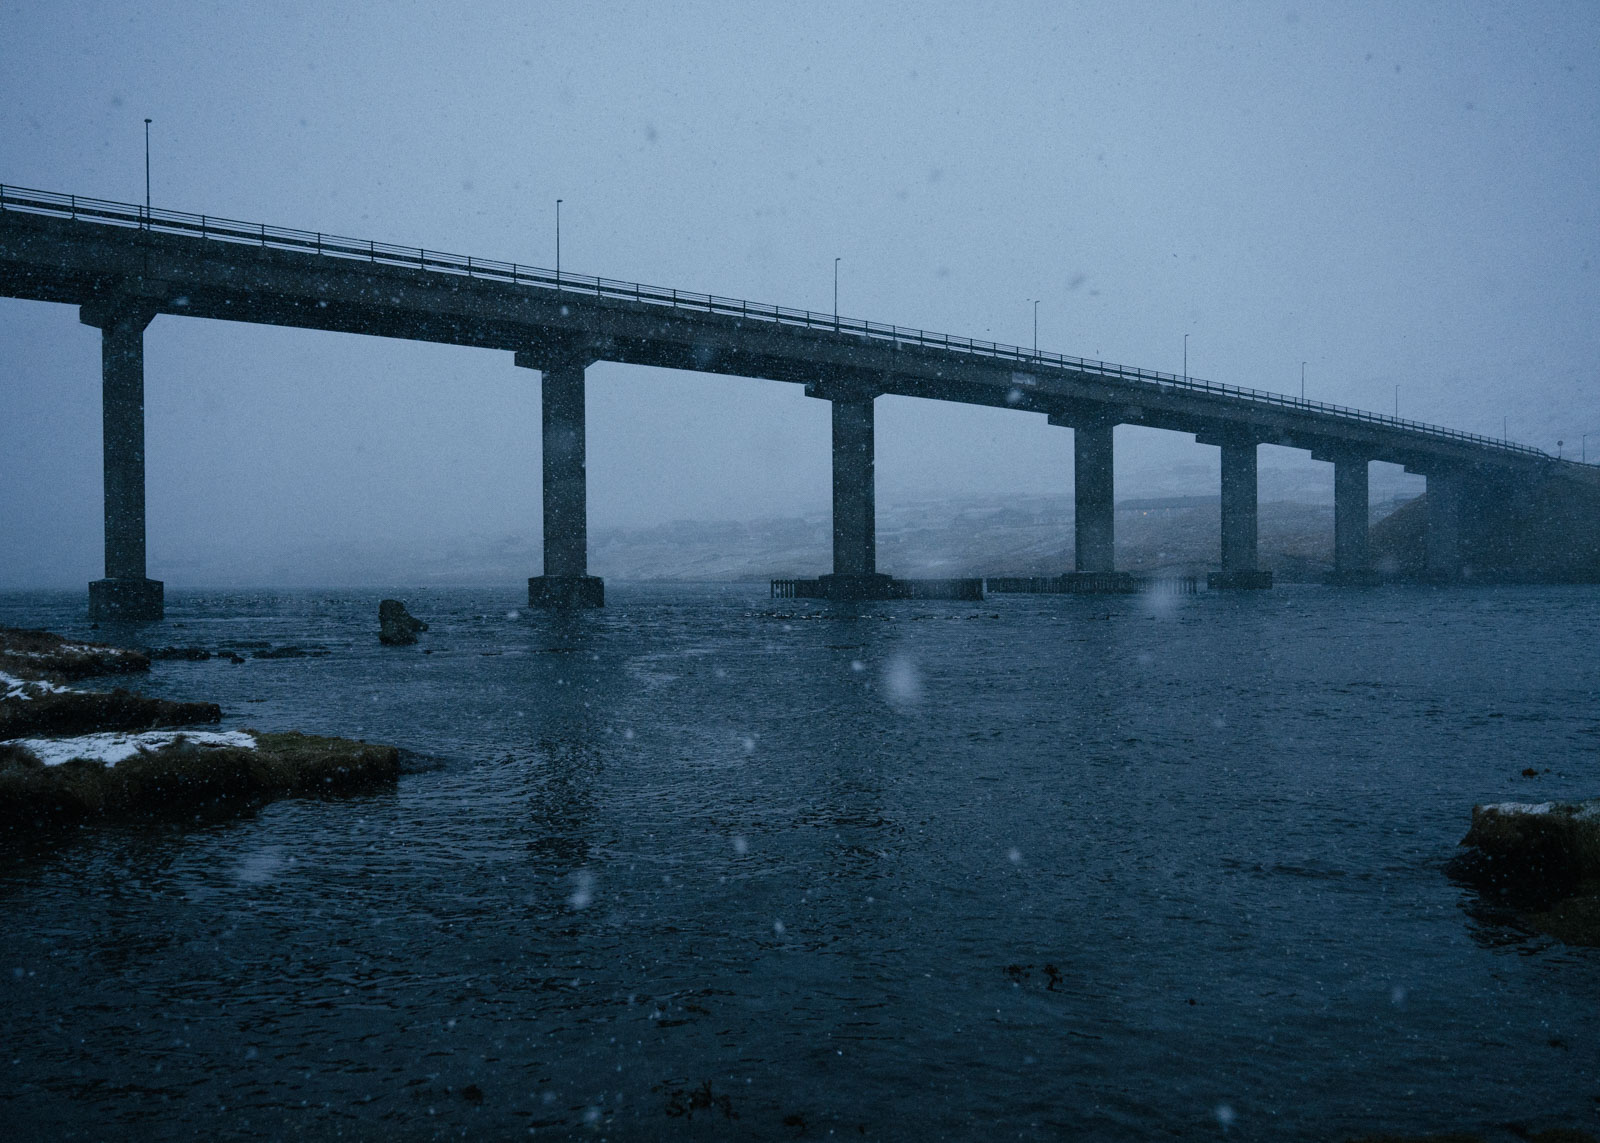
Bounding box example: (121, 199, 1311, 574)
(80, 300, 163, 621)
(517, 349, 603, 608)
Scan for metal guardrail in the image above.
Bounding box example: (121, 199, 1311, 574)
(0, 182, 1570, 464)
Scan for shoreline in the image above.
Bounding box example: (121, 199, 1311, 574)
(0, 626, 398, 835)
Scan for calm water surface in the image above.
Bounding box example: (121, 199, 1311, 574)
(1, 583, 1597, 1140)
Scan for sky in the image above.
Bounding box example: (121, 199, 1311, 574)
(1, 1, 1597, 586)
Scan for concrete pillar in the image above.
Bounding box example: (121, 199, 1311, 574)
(81, 302, 162, 621)
(1333, 456, 1371, 581)
(1073, 422, 1115, 573)
(517, 349, 603, 607)
(1219, 439, 1259, 573)
(1426, 470, 1462, 581)
(831, 395, 877, 579)
(541, 359, 588, 579)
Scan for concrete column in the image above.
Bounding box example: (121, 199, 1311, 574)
(1073, 422, 1115, 573)
(541, 359, 588, 579)
(517, 348, 603, 607)
(1333, 456, 1371, 581)
(831, 395, 876, 578)
(82, 302, 162, 621)
(1426, 470, 1462, 581)
(1219, 439, 1259, 573)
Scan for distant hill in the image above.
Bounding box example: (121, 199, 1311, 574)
(148, 493, 1418, 587)
(587, 494, 1393, 583)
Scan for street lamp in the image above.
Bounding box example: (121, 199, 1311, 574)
(1394, 384, 1400, 418)
(555, 198, 562, 287)
(143, 118, 152, 222)
(1033, 299, 1040, 358)
(834, 257, 840, 327)
(1183, 333, 1189, 384)
(1300, 361, 1306, 402)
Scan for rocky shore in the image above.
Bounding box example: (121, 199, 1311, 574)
(0, 626, 397, 833)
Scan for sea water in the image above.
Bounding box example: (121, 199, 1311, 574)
(0, 583, 1596, 1140)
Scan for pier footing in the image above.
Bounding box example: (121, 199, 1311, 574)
(87, 577, 164, 621)
(528, 575, 605, 609)
(985, 572, 1201, 595)
(1325, 569, 1383, 587)
(1207, 570, 1274, 590)
(771, 575, 983, 601)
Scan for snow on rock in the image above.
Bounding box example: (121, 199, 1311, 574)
(8, 730, 258, 767)
(1462, 797, 1600, 883)
(1, 670, 68, 701)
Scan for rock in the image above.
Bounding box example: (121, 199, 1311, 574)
(147, 646, 211, 661)
(379, 600, 428, 646)
(0, 686, 221, 741)
(0, 627, 149, 681)
(253, 645, 328, 659)
(1459, 799, 1600, 891)
(0, 730, 399, 830)
(1453, 798, 1600, 947)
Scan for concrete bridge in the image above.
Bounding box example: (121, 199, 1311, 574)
(1, 184, 1593, 618)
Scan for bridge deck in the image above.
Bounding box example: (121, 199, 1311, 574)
(0, 182, 1581, 478)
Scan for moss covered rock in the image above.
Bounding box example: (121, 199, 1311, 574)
(1453, 799, 1600, 947)
(0, 729, 398, 830)
(0, 685, 221, 740)
(0, 626, 149, 681)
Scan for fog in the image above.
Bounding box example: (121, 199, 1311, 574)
(2, 2, 1596, 587)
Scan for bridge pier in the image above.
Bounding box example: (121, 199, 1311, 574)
(1315, 452, 1378, 585)
(1073, 420, 1117, 573)
(80, 300, 163, 621)
(1047, 411, 1119, 575)
(517, 349, 603, 608)
(1425, 469, 1463, 582)
(816, 385, 892, 600)
(1204, 434, 1272, 589)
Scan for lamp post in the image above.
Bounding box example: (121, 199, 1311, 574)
(1033, 299, 1040, 358)
(1394, 385, 1399, 418)
(555, 199, 562, 287)
(833, 257, 840, 328)
(1300, 361, 1306, 402)
(143, 118, 152, 222)
(1557, 440, 1564, 459)
(1183, 333, 1189, 384)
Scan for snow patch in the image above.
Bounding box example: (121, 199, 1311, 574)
(1480, 802, 1555, 816)
(0, 671, 68, 701)
(8, 730, 257, 767)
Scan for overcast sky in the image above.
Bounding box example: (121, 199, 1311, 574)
(2, 1, 1596, 586)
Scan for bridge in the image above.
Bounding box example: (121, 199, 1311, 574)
(1, 184, 1594, 619)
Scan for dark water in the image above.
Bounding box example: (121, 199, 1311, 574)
(1, 583, 1597, 1141)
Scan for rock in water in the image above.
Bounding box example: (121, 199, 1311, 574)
(378, 600, 428, 646)
(1454, 798, 1600, 947)
(1460, 799, 1600, 890)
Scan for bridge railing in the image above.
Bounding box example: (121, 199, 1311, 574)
(0, 182, 1566, 464)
